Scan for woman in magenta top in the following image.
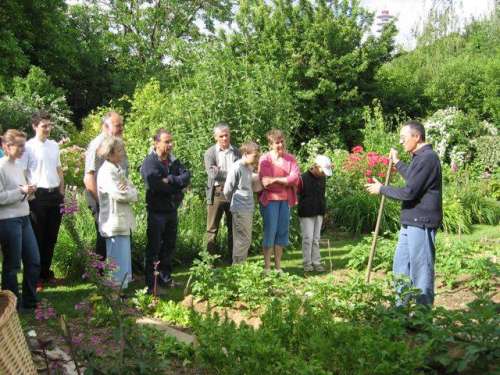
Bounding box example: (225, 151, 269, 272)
(258, 129, 300, 272)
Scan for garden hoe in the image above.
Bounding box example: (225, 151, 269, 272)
(365, 156, 393, 283)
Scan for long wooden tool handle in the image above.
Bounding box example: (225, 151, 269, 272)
(365, 156, 394, 283)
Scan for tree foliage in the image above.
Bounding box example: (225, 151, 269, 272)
(375, 8, 500, 124)
(0, 66, 74, 139)
(226, 0, 396, 147)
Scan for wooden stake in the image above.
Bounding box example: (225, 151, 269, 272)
(365, 157, 394, 283)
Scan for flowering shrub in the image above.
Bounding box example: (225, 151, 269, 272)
(60, 186, 79, 215)
(60, 144, 86, 188)
(424, 107, 497, 168)
(471, 135, 500, 171)
(343, 145, 395, 185)
(327, 146, 401, 234)
(35, 299, 57, 321)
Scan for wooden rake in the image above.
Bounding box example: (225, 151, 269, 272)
(365, 156, 394, 283)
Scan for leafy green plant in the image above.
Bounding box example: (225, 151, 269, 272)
(153, 300, 191, 327)
(189, 252, 302, 311)
(52, 192, 96, 279)
(333, 190, 401, 234)
(436, 238, 498, 292)
(345, 233, 397, 273)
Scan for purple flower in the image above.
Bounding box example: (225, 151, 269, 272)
(72, 333, 84, 346)
(74, 301, 90, 311)
(90, 335, 101, 346)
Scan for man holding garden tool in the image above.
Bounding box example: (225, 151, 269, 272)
(365, 120, 442, 305)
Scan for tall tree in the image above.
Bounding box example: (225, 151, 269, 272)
(86, 0, 235, 79)
(227, 0, 396, 147)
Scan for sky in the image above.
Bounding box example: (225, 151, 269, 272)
(360, 0, 496, 49)
(66, 0, 496, 50)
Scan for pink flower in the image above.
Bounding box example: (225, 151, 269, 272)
(378, 172, 385, 178)
(367, 177, 374, 183)
(379, 157, 389, 165)
(90, 335, 101, 346)
(72, 333, 84, 346)
(352, 145, 364, 154)
(107, 260, 118, 271)
(75, 301, 90, 311)
(364, 170, 372, 177)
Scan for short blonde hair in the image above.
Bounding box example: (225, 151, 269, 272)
(266, 129, 285, 145)
(2, 129, 27, 145)
(97, 136, 125, 160)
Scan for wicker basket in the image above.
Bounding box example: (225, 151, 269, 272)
(0, 290, 37, 375)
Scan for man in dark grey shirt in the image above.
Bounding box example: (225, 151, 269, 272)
(204, 123, 241, 260)
(366, 120, 442, 305)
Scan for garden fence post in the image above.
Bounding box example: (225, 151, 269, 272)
(365, 157, 393, 283)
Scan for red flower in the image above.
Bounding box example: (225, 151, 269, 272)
(367, 177, 374, 183)
(367, 157, 377, 167)
(365, 169, 372, 177)
(352, 145, 364, 154)
(378, 172, 385, 178)
(379, 157, 389, 165)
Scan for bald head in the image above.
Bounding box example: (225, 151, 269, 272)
(102, 111, 124, 137)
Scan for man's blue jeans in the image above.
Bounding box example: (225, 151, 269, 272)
(0, 216, 40, 308)
(393, 225, 436, 306)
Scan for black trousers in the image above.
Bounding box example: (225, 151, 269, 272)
(29, 189, 63, 280)
(145, 210, 178, 289)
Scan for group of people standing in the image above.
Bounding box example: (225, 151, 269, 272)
(84, 117, 333, 294)
(206, 124, 333, 274)
(83, 112, 191, 294)
(0, 111, 441, 308)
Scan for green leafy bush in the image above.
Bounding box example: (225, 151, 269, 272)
(376, 14, 500, 125)
(345, 233, 397, 273)
(189, 252, 301, 311)
(192, 276, 499, 375)
(0, 66, 75, 139)
(436, 238, 498, 292)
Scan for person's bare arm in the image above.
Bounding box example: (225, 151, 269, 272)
(83, 171, 97, 201)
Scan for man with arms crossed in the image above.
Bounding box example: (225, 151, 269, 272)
(141, 129, 190, 293)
